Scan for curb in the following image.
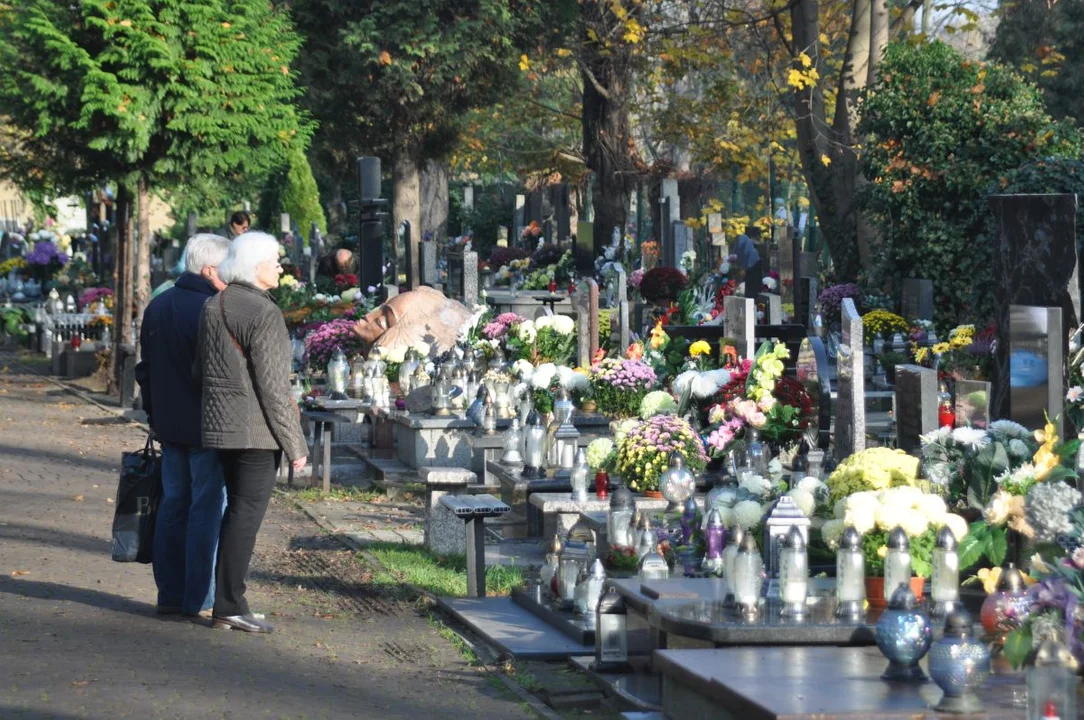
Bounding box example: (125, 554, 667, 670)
(280, 490, 562, 720)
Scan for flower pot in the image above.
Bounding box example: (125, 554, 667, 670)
(581, 399, 597, 413)
(865, 576, 925, 609)
(643, 490, 664, 500)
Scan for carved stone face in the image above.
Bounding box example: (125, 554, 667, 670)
(352, 306, 392, 346)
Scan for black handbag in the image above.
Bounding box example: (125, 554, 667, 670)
(110, 435, 163, 563)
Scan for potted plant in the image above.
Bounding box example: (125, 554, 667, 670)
(615, 414, 708, 495)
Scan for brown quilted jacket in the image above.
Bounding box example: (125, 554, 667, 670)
(197, 281, 307, 461)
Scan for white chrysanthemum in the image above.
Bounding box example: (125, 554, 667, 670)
(733, 500, 765, 529)
(692, 373, 722, 399)
(534, 315, 553, 330)
(614, 419, 639, 446)
(919, 427, 953, 446)
(517, 320, 537, 343)
(739, 473, 772, 498)
(386, 346, 407, 364)
(513, 359, 535, 381)
(585, 438, 615, 470)
(915, 493, 948, 521)
(883, 485, 924, 509)
(951, 426, 989, 449)
(413, 341, 431, 358)
(941, 514, 969, 542)
(983, 489, 1013, 527)
(797, 476, 828, 495)
(844, 502, 877, 535)
(552, 315, 575, 335)
(705, 368, 732, 388)
(565, 371, 589, 392)
(531, 363, 557, 389)
(511, 382, 529, 400)
(900, 508, 931, 538)
(833, 498, 847, 520)
(556, 365, 574, 386)
(874, 501, 900, 532)
(786, 488, 816, 517)
(821, 519, 847, 550)
(673, 371, 697, 398)
(990, 420, 1031, 440)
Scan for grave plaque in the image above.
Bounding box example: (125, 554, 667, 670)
(836, 298, 866, 459)
(670, 222, 690, 269)
(796, 336, 831, 450)
(955, 379, 992, 430)
(758, 293, 783, 326)
(894, 365, 938, 453)
(990, 194, 1078, 421)
(1009, 304, 1064, 435)
(723, 296, 755, 360)
(900, 278, 935, 323)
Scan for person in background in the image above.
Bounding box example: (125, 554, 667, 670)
(226, 211, 250, 240)
(198, 232, 307, 633)
(316, 247, 357, 279)
(730, 225, 763, 299)
(135, 234, 231, 620)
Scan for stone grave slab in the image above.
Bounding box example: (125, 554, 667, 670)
(394, 413, 477, 469)
(437, 596, 592, 660)
(723, 296, 755, 360)
(836, 298, 865, 459)
(894, 364, 938, 453)
(900, 278, 934, 322)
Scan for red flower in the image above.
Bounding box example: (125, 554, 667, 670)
(639, 267, 689, 305)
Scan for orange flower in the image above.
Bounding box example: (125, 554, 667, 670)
(626, 342, 644, 360)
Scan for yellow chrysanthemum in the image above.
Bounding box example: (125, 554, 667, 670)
(689, 340, 712, 357)
(932, 342, 950, 355)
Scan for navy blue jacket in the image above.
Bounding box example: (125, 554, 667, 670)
(135, 273, 217, 446)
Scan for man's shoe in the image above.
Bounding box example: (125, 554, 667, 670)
(212, 614, 274, 633)
(156, 606, 183, 615)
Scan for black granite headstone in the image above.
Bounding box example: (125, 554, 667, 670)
(989, 194, 1078, 420)
(551, 184, 570, 242)
(526, 190, 544, 227)
(900, 278, 934, 323)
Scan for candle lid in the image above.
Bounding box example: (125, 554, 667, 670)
(730, 525, 746, 546)
(783, 525, 805, 550)
(887, 584, 919, 611)
(706, 508, 724, 527)
(941, 611, 973, 639)
(739, 531, 758, 553)
(590, 558, 606, 580)
(997, 563, 1026, 593)
(1027, 637, 1079, 671)
(840, 526, 861, 550)
(610, 486, 634, 511)
(887, 526, 909, 550)
(935, 525, 958, 551)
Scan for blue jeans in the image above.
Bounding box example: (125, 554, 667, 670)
(154, 444, 227, 613)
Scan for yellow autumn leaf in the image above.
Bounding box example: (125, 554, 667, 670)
(623, 19, 644, 44)
(820, 153, 831, 166)
(556, 48, 572, 58)
(818, 33, 829, 45)
(518, 54, 530, 71)
(119, 18, 132, 27)
(798, 51, 812, 68)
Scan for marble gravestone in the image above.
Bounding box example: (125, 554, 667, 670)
(462, 250, 479, 309)
(514, 194, 526, 242)
(659, 197, 674, 267)
(894, 364, 938, 453)
(419, 240, 438, 287)
(796, 336, 832, 450)
(989, 194, 1078, 421)
(836, 298, 865, 459)
(575, 278, 600, 368)
(552, 184, 571, 242)
(723, 296, 755, 360)
(955, 378, 992, 430)
(797, 276, 819, 329)
(616, 267, 630, 352)
(670, 223, 691, 269)
(758, 293, 783, 326)
(899, 278, 934, 323)
(1009, 304, 1064, 435)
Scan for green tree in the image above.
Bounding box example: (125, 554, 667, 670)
(257, 146, 327, 245)
(291, 0, 533, 285)
(0, 0, 311, 386)
(859, 41, 1079, 328)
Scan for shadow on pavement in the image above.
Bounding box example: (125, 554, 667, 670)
(0, 521, 112, 556)
(0, 577, 154, 618)
(0, 442, 123, 474)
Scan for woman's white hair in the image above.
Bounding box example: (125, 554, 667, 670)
(183, 234, 230, 274)
(218, 231, 280, 285)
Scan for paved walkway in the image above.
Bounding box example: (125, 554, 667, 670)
(0, 359, 533, 719)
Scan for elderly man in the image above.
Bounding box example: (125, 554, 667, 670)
(316, 247, 358, 279)
(135, 234, 231, 619)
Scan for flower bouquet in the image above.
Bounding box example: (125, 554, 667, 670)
(25, 240, 69, 282)
(639, 267, 688, 306)
(303, 319, 366, 372)
(817, 283, 861, 320)
(861, 309, 909, 339)
(0, 257, 26, 277)
(588, 358, 657, 418)
(615, 414, 707, 493)
(826, 447, 922, 504)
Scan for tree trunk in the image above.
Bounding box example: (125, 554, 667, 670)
(420, 159, 449, 242)
(134, 177, 152, 362)
(392, 146, 421, 290)
(108, 184, 134, 395)
(581, 0, 637, 258)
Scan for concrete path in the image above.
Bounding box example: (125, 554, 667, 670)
(0, 359, 532, 719)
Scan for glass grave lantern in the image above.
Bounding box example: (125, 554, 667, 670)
(411, 360, 431, 392)
(398, 348, 420, 396)
(592, 587, 633, 674)
(636, 520, 657, 560)
(883, 526, 912, 603)
(501, 417, 524, 465)
(722, 525, 745, 600)
(658, 452, 696, 512)
(875, 584, 932, 682)
(574, 559, 607, 626)
(63, 292, 76, 313)
(326, 347, 350, 400)
(541, 535, 562, 597)
(779, 525, 808, 617)
(702, 509, 726, 576)
(835, 526, 866, 618)
(930, 525, 960, 618)
(481, 395, 497, 434)
(929, 612, 990, 715)
(558, 527, 592, 606)
(607, 486, 635, 548)
(547, 393, 580, 477)
(732, 531, 764, 615)
(1026, 636, 1079, 720)
(348, 358, 367, 400)
(570, 448, 590, 503)
(639, 547, 669, 581)
(521, 409, 548, 479)
(980, 563, 1031, 644)
(483, 371, 514, 419)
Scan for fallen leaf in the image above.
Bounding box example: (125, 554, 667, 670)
(72, 495, 84, 502)
(105, 498, 113, 504)
(71, 680, 90, 687)
(11, 570, 29, 576)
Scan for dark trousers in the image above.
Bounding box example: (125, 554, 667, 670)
(214, 449, 279, 617)
(744, 260, 764, 299)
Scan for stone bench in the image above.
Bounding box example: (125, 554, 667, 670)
(421, 467, 478, 555)
(439, 493, 510, 597)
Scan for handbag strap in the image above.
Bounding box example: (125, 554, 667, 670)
(219, 292, 247, 360)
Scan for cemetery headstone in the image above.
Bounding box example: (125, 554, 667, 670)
(900, 278, 935, 323)
(1008, 304, 1065, 436)
(280, 213, 291, 235)
(463, 185, 475, 212)
(552, 184, 571, 242)
(184, 211, 197, 240)
(575, 279, 600, 368)
(575, 221, 595, 276)
(526, 190, 543, 227)
(723, 296, 755, 360)
(419, 240, 438, 287)
(462, 250, 479, 309)
(759, 293, 783, 326)
(797, 276, 819, 329)
(796, 336, 832, 450)
(779, 228, 795, 310)
(357, 155, 386, 293)
(514, 194, 526, 242)
(661, 179, 680, 224)
(836, 298, 866, 459)
(798, 251, 818, 278)
(670, 222, 690, 269)
(955, 379, 992, 430)
(659, 197, 674, 267)
(616, 267, 630, 352)
(990, 194, 1078, 421)
(708, 212, 726, 267)
(894, 365, 938, 453)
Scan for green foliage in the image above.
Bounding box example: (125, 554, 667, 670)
(1004, 624, 1033, 669)
(862, 527, 937, 578)
(363, 543, 524, 598)
(958, 521, 1009, 571)
(258, 147, 327, 246)
(0, 0, 312, 197)
(455, 186, 517, 257)
(859, 42, 1081, 329)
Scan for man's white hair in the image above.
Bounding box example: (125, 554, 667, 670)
(183, 234, 230, 273)
(218, 231, 280, 285)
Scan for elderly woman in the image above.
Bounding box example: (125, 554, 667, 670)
(198, 232, 307, 633)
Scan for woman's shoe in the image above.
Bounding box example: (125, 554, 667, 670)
(211, 614, 274, 633)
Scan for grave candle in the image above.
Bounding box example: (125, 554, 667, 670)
(607, 486, 634, 548)
(327, 348, 349, 398)
(570, 448, 589, 503)
(930, 525, 960, 618)
(884, 526, 912, 602)
(521, 409, 547, 479)
(1026, 638, 1079, 720)
(779, 525, 808, 616)
(733, 532, 763, 614)
(639, 549, 669, 581)
(593, 587, 632, 673)
(703, 509, 725, 575)
(501, 418, 524, 465)
(835, 526, 866, 617)
(722, 525, 745, 598)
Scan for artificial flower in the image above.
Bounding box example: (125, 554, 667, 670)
(689, 340, 712, 357)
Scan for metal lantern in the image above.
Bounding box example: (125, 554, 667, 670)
(702, 509, 726, 576)
(722, 525, 745, 600)
(929, 612, 990, 714)
(639, 548, 669, 581)
(607, 486, 635, 548)
(521, 409, 548, 479)
(980, 563, 1032, 643)
(779, 525, 808, 617)
(875, 585, 932, 682)
(593, 587, 633, 673)
(501, 417, 524, 465)
(835, 526, 866, 618)
(547, 408, 580, 477)
(883, 526, 912, 603)
(659, 452, 696, 512)
(327, 348, 350, 399)
(484, 372, 513, 419)
(1026, 637, 1079, 720)
(558, 533, 590, 605)
(930, 525, 960, 618)
(733, 531, 763, 615)
(64, 293, 77, 313)
(570, 448, 590, 503)
(574, 559, 607, 626)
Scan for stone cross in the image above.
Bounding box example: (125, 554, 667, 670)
(894, 364, 938, 454)
(575, 278, 600, 368)
(900, 278, 935, 323)
(723, 296, 755, 360)
(836, 298, 866, 459)
(616, 267, 630, 352)
(462, 250, 479, 309)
